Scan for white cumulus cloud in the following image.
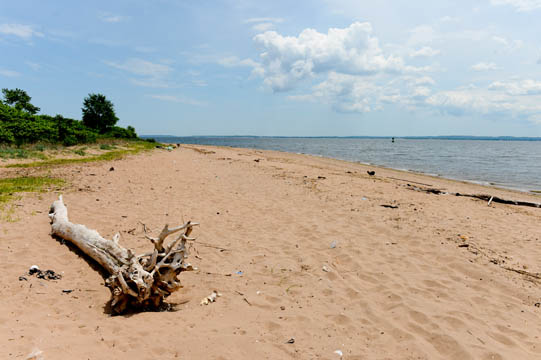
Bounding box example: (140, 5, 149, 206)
(411, 76, 436, 86)
(410, 46, 440, 57)
(25, 61, 41, 71)
(426, 85, 541, 122)
(471, 62, 500, 71)
(245, 17, 284, 32)
(0, 23, 43, 39)
(105, 58, 171, 77)
(0, 68, 20, 77)
(491, 0, 541, 12)
(488, 79, 541, 95)
(149, 94, 207, 106)
(218, 56, 259, 68)
(99, 13, 128, 23)
(244, 17, 284, 24)
(105, 58, 173, 88)
(253, 22, 408, 92)
(491, 36, 524, 52)
(287, 73, 389, 113)
(252, 22, 275, 32)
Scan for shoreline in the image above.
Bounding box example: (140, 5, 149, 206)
(163, 139, 541, 195)
(300, 151, 538, 194)
(1, 145, 540, 359)
(180, 143, 541, 200)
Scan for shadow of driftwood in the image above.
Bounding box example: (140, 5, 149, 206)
(53, 234, 184, 316)
(53, 234, 110, 280)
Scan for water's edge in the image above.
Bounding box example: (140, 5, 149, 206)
(152, 136, 541, 194)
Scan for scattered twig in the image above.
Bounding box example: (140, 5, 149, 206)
(458, 193, 541, 208)
(406, 184, 446, 194)
(388, 177, 432, 186)
(138, 220, 149, 234)
(197, 241, 230, 252)
(204, 271, 232, 277)
(380, 204, 399, 209)
(502, 267, 541, 280)
(458, 240, 540, 284)
(186, 147, 216, 155)
(406, 184, 541, 208)
(234, 290, 252, 305)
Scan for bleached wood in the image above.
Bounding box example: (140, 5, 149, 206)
(49, 195, 198, 313)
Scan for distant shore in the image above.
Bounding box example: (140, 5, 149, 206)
(144, 135, 541, 141)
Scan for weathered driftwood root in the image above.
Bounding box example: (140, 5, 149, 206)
(49, 195, 198, 314)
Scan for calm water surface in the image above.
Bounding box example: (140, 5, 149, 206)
(157, 137, 541, 192)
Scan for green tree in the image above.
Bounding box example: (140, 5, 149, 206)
(1, 88, 40, 114)
(81, 93, 118, 133)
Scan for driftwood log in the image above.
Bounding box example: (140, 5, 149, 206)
(49, 195, 198, 313)
(406, 184, 541, 208)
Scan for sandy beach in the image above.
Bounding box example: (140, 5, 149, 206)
(1, 145, 540, 359)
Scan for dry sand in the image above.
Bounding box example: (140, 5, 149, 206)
(1, 145, 541, 359)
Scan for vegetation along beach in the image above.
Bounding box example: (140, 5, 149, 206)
(2, 1, 541, 359)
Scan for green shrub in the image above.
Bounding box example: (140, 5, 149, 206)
(0, 122, 15, 143)
(0, 147, 29, 159)
(100, 144, 116, 150)
(101, 125, 138, 139)
(0, 90, 139, 146)
(33, 144, 45, 152)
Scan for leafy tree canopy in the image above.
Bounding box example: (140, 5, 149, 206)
(0, 89, 138, 145)
(82, 93, 118, 133)
(1, 88, 41, 114)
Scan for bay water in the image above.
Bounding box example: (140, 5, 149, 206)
(154, 136, 541, 193)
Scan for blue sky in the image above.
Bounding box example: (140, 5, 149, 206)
(1, 0, 541, 136)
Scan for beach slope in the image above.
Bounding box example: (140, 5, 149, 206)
(1, 145, 540, 359)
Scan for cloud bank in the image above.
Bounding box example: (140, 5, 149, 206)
(253, 22, 408, 92)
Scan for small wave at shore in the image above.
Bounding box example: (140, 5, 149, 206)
(154, 136, 541, 193)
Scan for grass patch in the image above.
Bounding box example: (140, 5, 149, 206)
(5, 140, 158, 168)
(73, 149, 86, 156)
(0, 147, 30, 159)
(0, 147, 48, 160)
(99, 144, 116, 150)
(0, 143, 61, 160)
(0, 176, 64, 204)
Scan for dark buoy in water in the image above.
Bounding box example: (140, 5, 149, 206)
(391, 137, 395, 143)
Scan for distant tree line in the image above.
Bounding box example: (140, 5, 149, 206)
(0, 88, 138, 146)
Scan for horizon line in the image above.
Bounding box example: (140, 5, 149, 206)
(140, 134, 541, 140)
